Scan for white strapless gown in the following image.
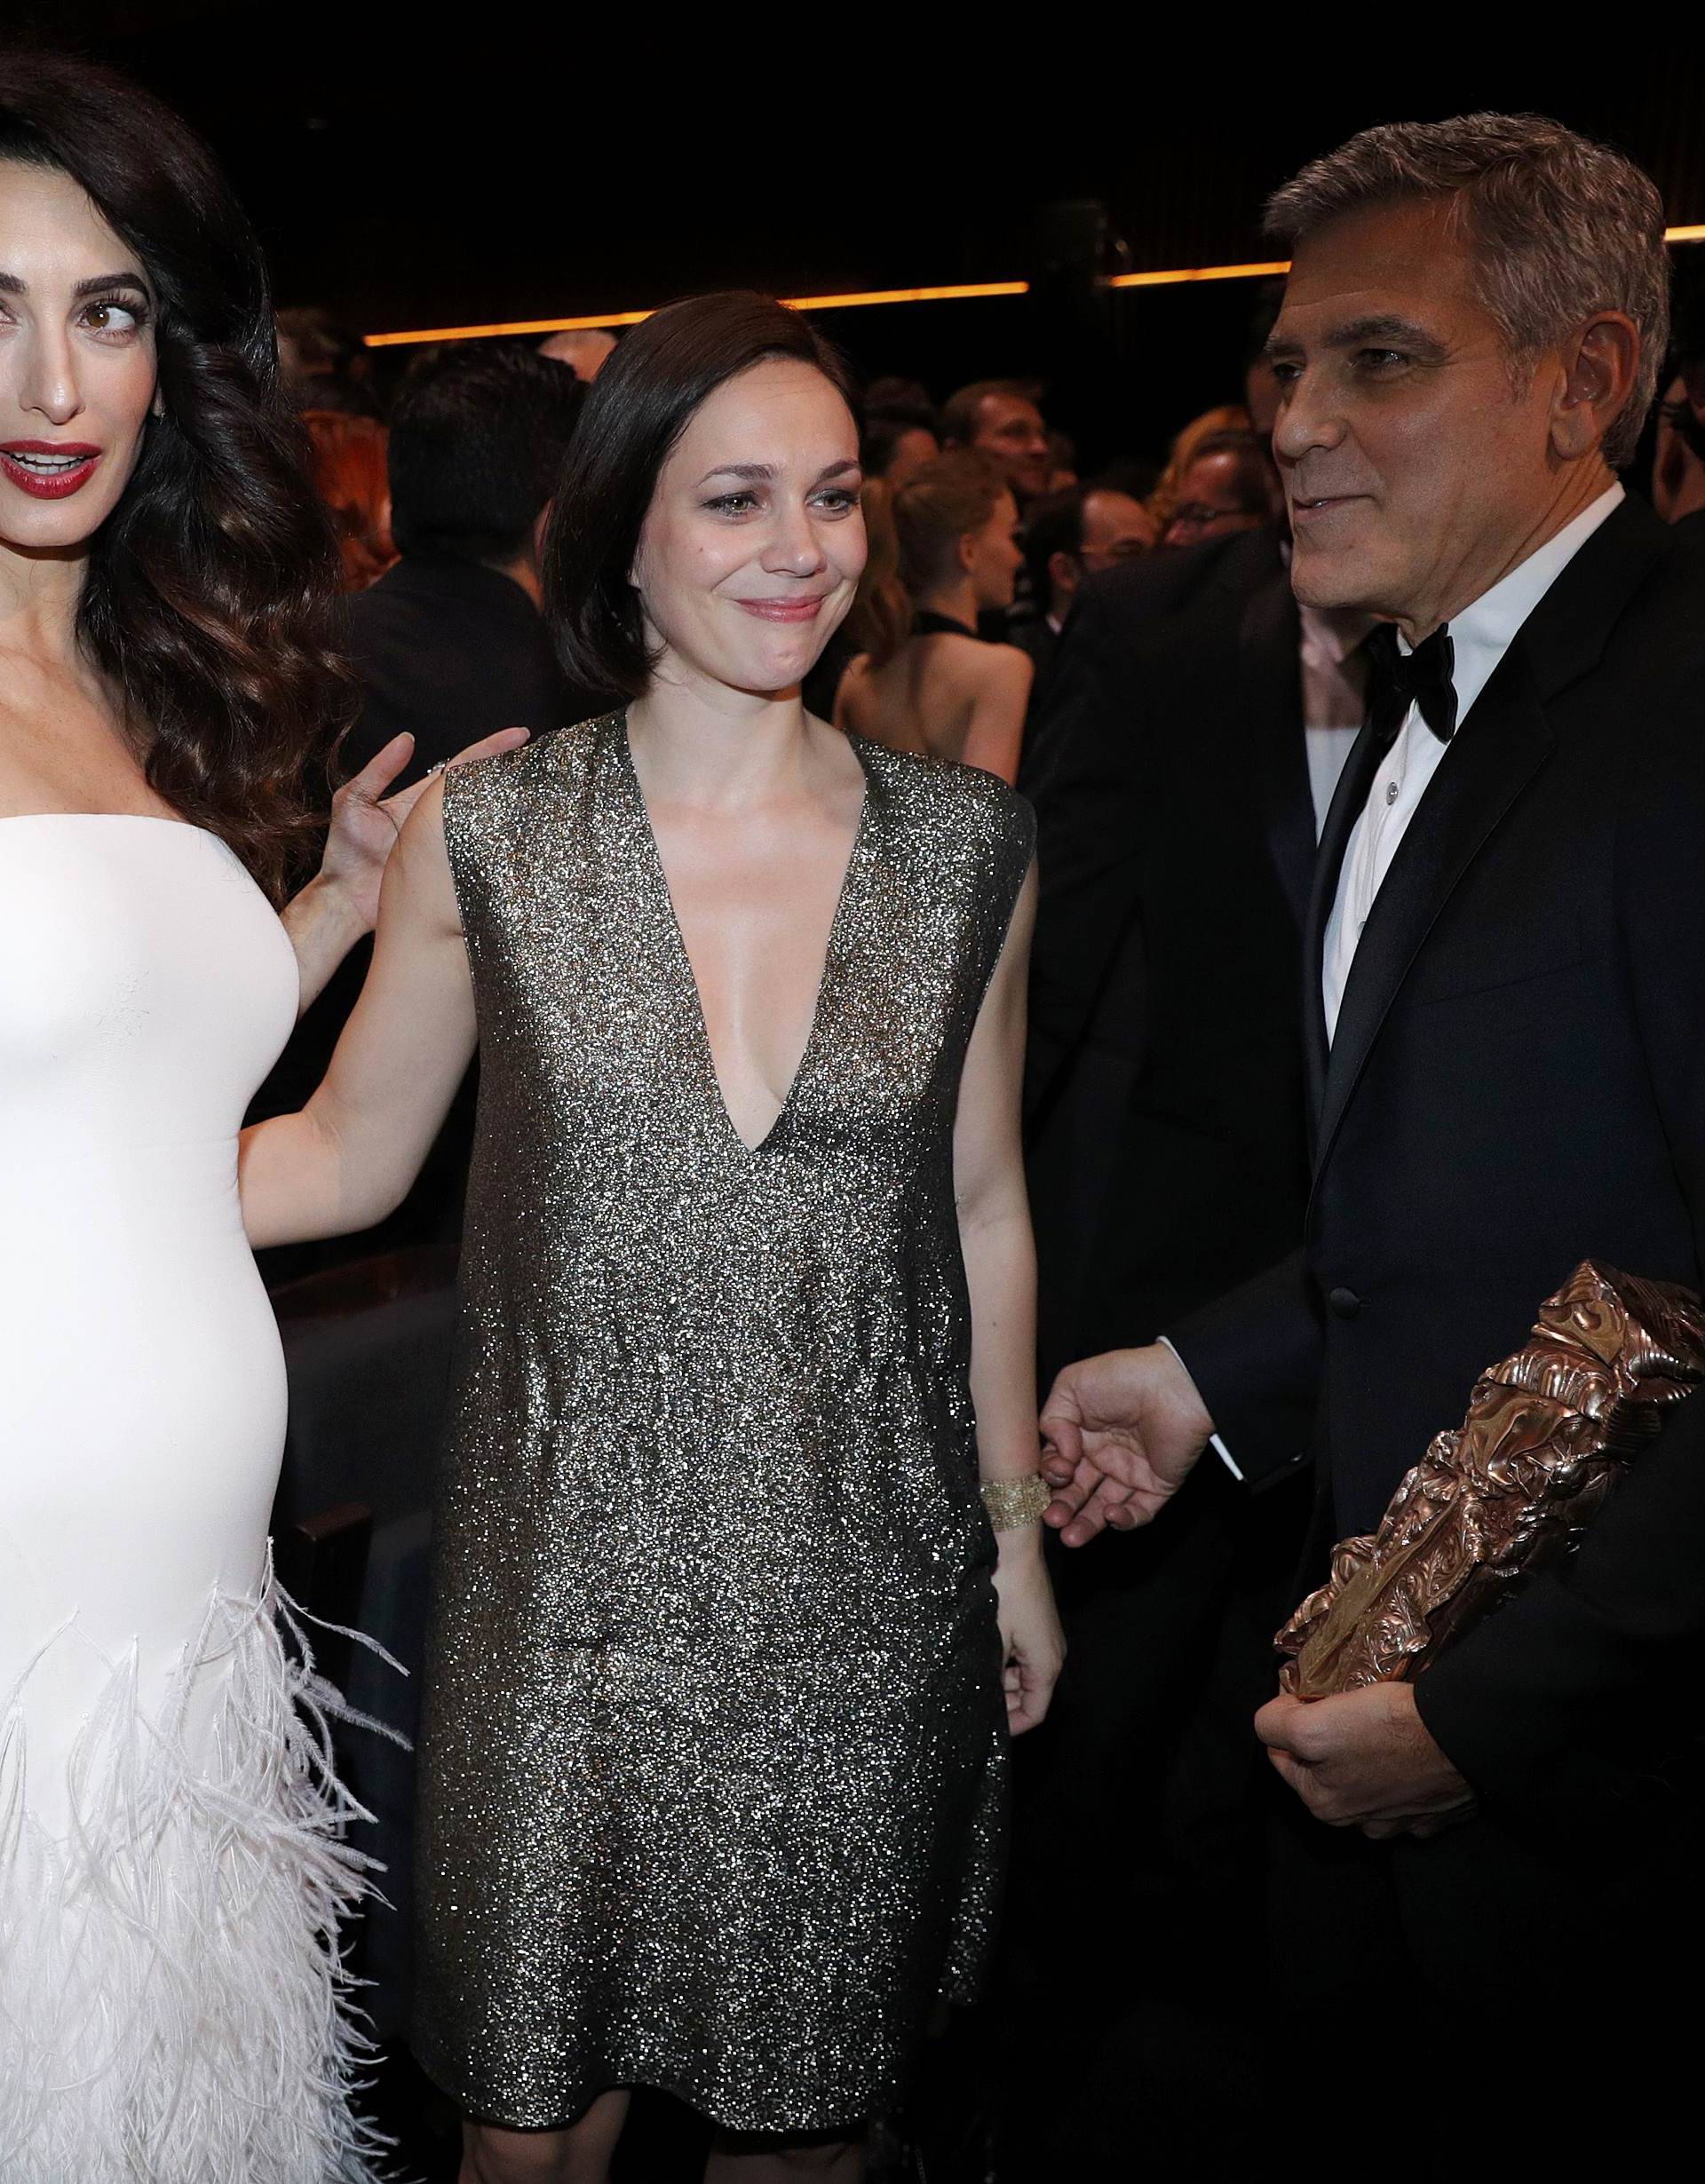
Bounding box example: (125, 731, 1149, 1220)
(0, 817, 386, 2181)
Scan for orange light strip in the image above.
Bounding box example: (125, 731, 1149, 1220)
(781, 281, 1029, 312)
(364, 307, 653, 348)
(1110, 257, 1291, 289)
(364, 282, 1027, 347)
(365, 233, 1705, 347)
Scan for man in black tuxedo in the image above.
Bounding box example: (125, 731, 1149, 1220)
(1041, 115, 1704, 2089)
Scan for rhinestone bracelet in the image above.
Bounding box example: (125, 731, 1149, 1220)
(980, 1471, 1051, 1530)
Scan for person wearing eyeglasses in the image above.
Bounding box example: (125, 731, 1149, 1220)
(1158, 433, 1280, 548)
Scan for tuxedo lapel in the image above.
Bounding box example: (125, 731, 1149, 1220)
(1234, 562, 1313, 931)
(1315, 657, 1552, 1167)
(1310, 495, 1668, 1172)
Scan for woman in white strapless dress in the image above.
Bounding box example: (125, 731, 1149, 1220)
(0, 55, 520, 2180)
(0, 816, 356, 2169)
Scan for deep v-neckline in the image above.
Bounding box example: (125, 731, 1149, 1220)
(617, 716, 874, 1157)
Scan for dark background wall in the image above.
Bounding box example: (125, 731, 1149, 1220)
(14, 7, 1705, 469)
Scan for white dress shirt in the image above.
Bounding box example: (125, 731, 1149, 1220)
(1321, 485, 1624, 1042)
(1298, 604, 1376, 837)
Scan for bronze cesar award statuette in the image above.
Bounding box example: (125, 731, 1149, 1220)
(1276, 1262, 1705, 1700)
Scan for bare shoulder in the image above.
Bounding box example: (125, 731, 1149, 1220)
(396, 771, 448, 854)
(971, 639, 1035, 696)
(831, 652, 875, 732)
(388, 773, 459, 926)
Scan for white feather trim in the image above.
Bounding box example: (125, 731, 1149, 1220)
(0, 1566, 404, 2182)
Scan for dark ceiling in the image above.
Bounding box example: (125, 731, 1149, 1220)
(10, 9, 1705, 471)
(17, 7, 1705, 337)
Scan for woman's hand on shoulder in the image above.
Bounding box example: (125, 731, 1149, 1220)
(282, 732, 519, 1017)
(242, 752, 483, 1248)
(318, 724, 528, 935)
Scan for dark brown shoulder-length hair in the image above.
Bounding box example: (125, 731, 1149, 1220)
(544, 291, 857, 704)
(0, 52, 353, 899)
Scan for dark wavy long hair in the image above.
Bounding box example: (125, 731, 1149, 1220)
(0, 52, 353, 898)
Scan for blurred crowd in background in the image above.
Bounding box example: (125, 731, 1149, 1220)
(274, 296, 1289, 773)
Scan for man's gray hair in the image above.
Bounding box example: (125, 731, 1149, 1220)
(1265, 114, 1669, 468)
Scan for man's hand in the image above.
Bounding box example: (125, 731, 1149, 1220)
(319, 726, 530, 933)
(1255, 1683, 1478, 1840)
(1038, 1341, 1214, 1547)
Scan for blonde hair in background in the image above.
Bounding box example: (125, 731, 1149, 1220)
(1146, 404, 1253, 535)
(848, 450, 1008, 667)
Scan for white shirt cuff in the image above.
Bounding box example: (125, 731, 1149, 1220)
(1157, 1334, 1243, 1484)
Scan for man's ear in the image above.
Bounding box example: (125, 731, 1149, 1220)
(1048, 548, 1079, 600)
(957, 529, 978, 574)
(1550, 312, 1639, 461)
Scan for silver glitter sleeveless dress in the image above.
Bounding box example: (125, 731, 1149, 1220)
(413, 713, 1035, 2133)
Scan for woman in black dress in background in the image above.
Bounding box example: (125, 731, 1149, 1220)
(835, 451, 1032, 784)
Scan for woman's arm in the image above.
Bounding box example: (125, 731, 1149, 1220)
(240, 778, 477, 1247)
(280, 868, 371, 1020)
(959, 645, 1033, 787)
(956, 856, 1042, 1489)
(282, 726, 527, 1016)
(954, 857, 1063, 1732)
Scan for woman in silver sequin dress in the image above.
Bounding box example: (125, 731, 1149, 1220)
(242, 293, 1064, 2183)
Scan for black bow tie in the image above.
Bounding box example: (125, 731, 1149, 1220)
(1366, 621, 1457, 746)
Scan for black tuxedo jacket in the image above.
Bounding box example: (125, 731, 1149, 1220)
(1022, 526, 1315, 1367)
(1170, 495, 1705, 1812)
(343, 555, 600, 783)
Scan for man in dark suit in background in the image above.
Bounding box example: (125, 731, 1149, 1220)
(1009, 479, 1155, 710)
(1006, 447, 1370, 2160)
(343, 343, 599, 781)
(1011, 509, 1375, 2140)
(256, 345, 596, 1276)
(1043, 115, 1704, 2125)
(1023, 518, 1369, 1368)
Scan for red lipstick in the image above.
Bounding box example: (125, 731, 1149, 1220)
(0, 440, 102, 500)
